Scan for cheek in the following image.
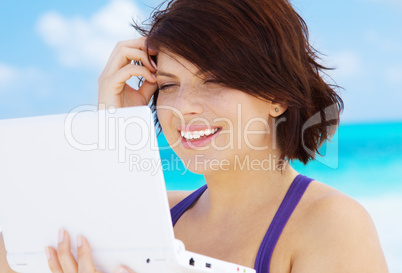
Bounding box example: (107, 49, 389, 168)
(156, 91, 175, 107)
(156, 108, 169, 131)
(156, 94, 177, 127)
(156, 107, 181, 146)
(155, 94, 170, 125)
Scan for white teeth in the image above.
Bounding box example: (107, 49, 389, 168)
(180, 128, 219, 140)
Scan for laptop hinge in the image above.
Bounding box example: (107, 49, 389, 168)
(7, 253, 27, 272)
(7, 253, 50, 273)
(173, 238, 186, 254)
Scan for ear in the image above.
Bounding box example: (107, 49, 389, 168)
(269, 102, 287, 117)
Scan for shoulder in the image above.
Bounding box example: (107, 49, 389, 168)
(300, 180, 371, 226)
(167, 190, 194, 209)
(290, 180, 388, 272)
(299, 181, 375, 239)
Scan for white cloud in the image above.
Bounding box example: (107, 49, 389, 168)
(0, 63, 17, 88)
(380, 0, 402, 6)
(36, 0, 143, 69)
(0, 63, 45, 95)
(361, 0, 402, 8)
(325, 51, 362, 81)
(385, 65, 402, 86)
(364, 30, 399, 53)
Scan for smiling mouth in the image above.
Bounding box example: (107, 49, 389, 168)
(180, 128, 221, 141)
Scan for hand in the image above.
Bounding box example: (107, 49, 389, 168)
(46, 229, 135, 273)
(98, 37, 158, 110)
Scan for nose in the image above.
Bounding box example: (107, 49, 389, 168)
(172, 84, 204, 118)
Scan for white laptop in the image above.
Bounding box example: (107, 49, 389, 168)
(0, 106, 255, 273)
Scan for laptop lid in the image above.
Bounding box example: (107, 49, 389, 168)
(0, 106, 174, 255)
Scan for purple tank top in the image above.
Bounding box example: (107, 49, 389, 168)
(170, 174, 313, 273)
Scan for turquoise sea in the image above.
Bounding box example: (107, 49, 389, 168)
(157, 122, 402, 272)
(158, 122, 402, 195)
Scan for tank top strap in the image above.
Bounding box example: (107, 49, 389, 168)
(254, 174, 313, 273)
(171, 184, 208, 226)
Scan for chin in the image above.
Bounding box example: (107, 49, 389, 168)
(175, 153, 232, 176)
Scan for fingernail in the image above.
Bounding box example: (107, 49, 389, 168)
(118, 267, 129, 273)
(58, 229, 64, 243)
(77, 235, 82, 248)
(44, 247, 51, 260)
(151, 60, 157, 70)
(152, 73, 157, 80)
(114, 267, 129, 273)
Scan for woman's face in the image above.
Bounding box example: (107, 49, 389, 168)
(155, 51, 278, 174)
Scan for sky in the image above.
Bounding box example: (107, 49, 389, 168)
(0, 0, 401, 123)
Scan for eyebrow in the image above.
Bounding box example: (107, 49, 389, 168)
(156, 70, 206, 79)
(155, 71, 178, 79)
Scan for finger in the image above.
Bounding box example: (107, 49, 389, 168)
(113, 265, 137, 273)
(120, 81, 158, 107)
(99, 64, 156, 98)
(106, 38, 157, 70)
(108, 64, 157, 94)
(46, 247, 64, 273)
(138, 80, 158, 104)
(116, 37, 157, 55)
(57, 229, 78, 273)
(104, 47, 156, 77)
(77, 235, 102, 273)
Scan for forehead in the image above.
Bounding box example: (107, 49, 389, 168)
(157, 51, 204, 77)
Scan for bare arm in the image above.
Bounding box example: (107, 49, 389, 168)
(292, 194, 389, 273)
(0, 232, 17, 273)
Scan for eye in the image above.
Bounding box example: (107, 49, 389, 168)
(159, 84, 177, 92)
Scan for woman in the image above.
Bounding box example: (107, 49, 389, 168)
(0, 0, 389, 272)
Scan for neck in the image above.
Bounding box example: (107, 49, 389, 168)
(202, 157, 298, 218)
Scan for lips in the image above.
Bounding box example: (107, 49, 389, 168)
(178, 126, 222, 148)
(176, 124, 222, 131)
(180, 128, 219, 141)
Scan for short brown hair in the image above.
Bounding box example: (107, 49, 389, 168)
(134, 0, 343, 164)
